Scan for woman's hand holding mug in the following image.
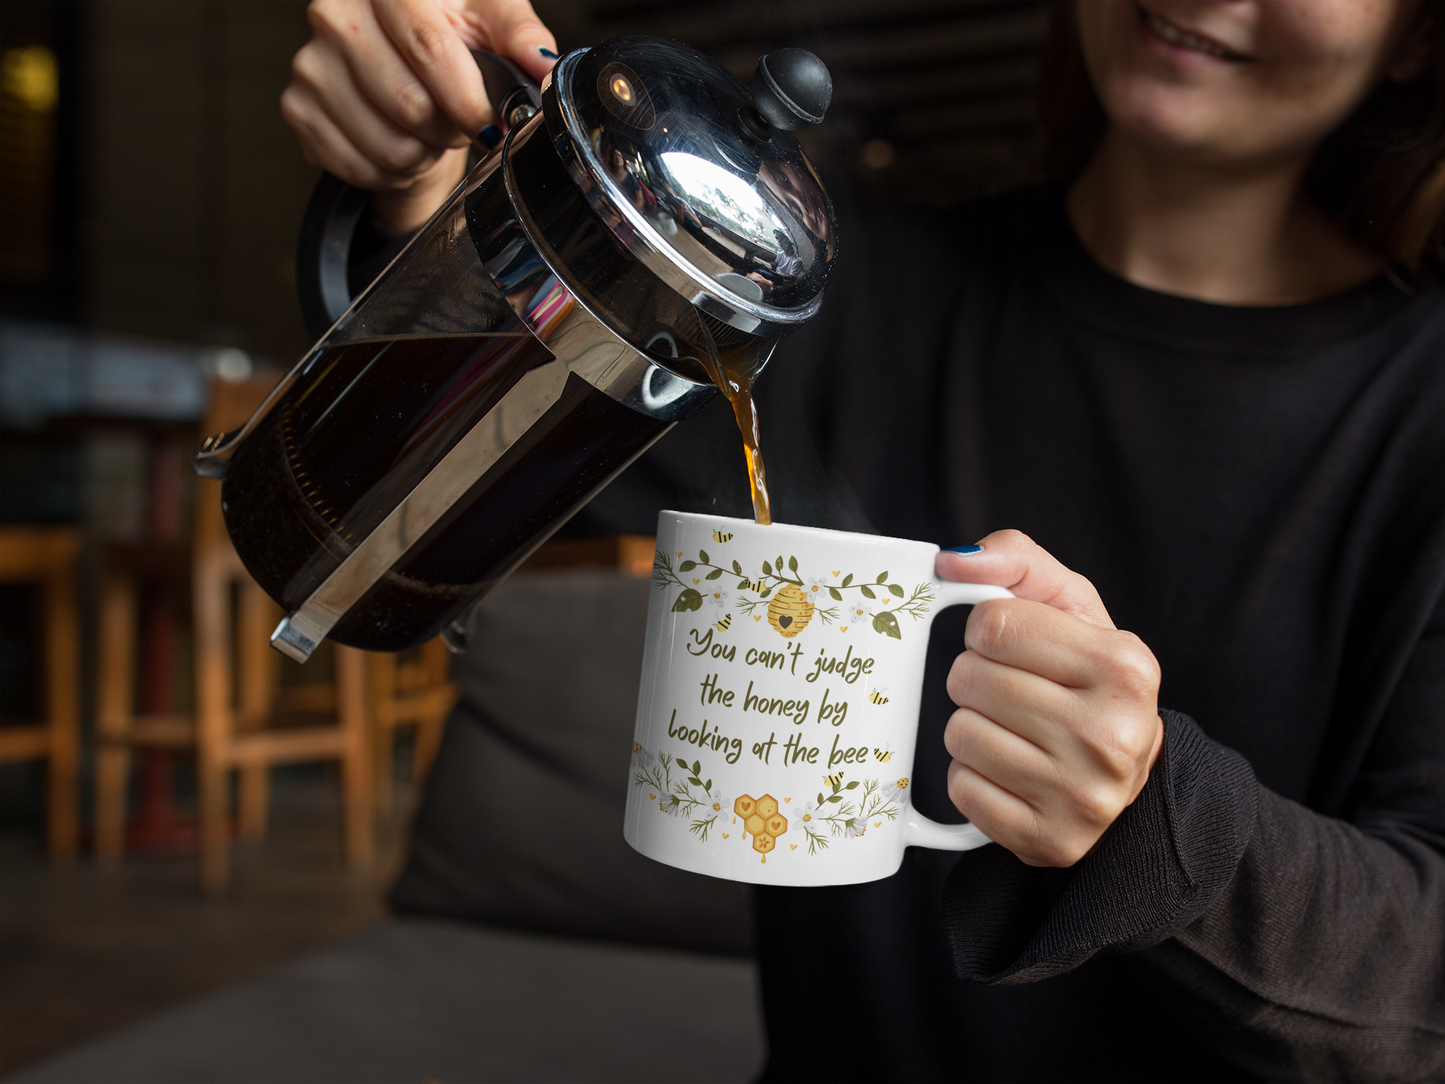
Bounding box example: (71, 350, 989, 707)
(280, 0, 555, 231)
(939, 531, 1164, 869)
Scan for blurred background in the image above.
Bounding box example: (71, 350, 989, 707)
(0, 0, 1049, 1076)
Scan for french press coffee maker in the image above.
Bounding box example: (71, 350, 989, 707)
(195, 35, 837, 663)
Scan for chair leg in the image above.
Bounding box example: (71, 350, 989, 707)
(335, 645, 373, 868)
(94, 743, 130, 860)
(95, 573, 137, 861)
(44, 565, 80, 860)
(198, 755, 230, 893)
(194, 558, 232, 893)
(368, 654, 396, 822)
(235, 582, 278, 841)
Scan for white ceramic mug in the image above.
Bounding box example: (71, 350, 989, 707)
(624, 511, 1013, 886)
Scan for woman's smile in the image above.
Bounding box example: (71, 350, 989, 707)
(1134, 1, 1253, 63)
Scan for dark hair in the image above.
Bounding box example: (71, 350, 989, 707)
(1037, 1, 1445, 271)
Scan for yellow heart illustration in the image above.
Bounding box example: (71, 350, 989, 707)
(649, 793, 656, 800)
(874, 822, 881, 828)
(841, 626, 848, 632)
(676, 551, 683, 557)
(832, 570, 841, 577)
(790, 844, 798, 850)
(753, 615, 762, 621)
(784, 797, 791, 803)
(732, 817, 736, 824)
(722, 833, 730, 839)
(692, 578, 700, 584)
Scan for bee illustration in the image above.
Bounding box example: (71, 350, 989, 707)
(746, 578, 768, 593)
(711, 530, 733, 543)
(873, 746, 893, 763)
(823, 771, 845, 788)
(716, 614, 732, 632)
(867, 688, 890, 706)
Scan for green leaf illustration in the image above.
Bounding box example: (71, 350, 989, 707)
(827, 794, 842, 803)
(860, 585, 876, 599)
(760, 585, 772, 597)
(705, 779, 712, 792)
(706, 568, 723, 580)
(878, 571, 888, 583)
(732, 560, 743, 575)
(762, 560, 772, 575)
(679, 560, 697, 572)
(872, 611, 902, 639)
(737, 579, 751, 590)
(829, 587, 842, 601)
(699, 549, 709, 564)
(776, 555, 784, 572)
(788, 555, 798, 572)
(672, 589, 704, 612)
(842, 573, 854, 586)
(845, 781, 860, 790)
(689, 777, 703, 786)
(889, 584, 905, 597)
(693, 760, 701, 774)
(817, 792, 825, 805)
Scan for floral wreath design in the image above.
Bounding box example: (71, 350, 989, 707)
(631, 743, 909, 859)
(653, 545, 934, 641)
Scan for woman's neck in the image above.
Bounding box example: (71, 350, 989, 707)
(1067, 130, 1384, 305)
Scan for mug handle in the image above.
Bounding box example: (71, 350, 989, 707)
(901, 579, 1013, 853)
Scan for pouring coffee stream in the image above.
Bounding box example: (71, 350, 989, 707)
(196, 37, 834, 660)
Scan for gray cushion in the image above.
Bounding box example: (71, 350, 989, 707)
(390, 571, 754, 956)
(4, 918, 765, 1084)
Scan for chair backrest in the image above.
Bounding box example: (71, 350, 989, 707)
(193, 373, 283, 556)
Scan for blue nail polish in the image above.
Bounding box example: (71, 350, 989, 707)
(944, 544, 983, 555)
(478, 124, 502, 149)
(538, 47, 558, 59)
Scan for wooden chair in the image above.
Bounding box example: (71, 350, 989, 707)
(95, 375, 373, 891)
(369, 639, 457, 820)
(0, 527, 81, 859)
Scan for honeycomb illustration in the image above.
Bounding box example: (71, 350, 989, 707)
(735, 793, 787, 856)
(766, 584, 815, 639)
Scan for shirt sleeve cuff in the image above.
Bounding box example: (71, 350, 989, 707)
(942, 708, 1259, 985)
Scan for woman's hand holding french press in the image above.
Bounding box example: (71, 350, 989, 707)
(936, 531, 1164, 868)
(281, 0, 556, 231)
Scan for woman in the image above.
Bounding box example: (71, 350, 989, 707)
(282, 1, 1445, 1079)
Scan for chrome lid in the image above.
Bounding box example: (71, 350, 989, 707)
(542, 36, 837, 338)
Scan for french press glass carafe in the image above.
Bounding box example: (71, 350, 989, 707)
(195, 36, 837, 663)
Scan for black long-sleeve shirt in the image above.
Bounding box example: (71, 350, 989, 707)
(581, 185, 1445, 1081)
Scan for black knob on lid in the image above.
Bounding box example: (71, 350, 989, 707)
(751, 48, 832, 131)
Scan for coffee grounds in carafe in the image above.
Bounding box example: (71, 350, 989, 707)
(221, 329, 666, 651)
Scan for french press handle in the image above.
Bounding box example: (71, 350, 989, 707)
(294, 51, 543, 343)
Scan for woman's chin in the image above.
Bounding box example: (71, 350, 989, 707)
(1097, 82, 1260, 164)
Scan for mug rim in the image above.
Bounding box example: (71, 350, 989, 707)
(660, 510, 941, 555)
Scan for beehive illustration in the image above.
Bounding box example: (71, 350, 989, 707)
(735, 793, 787, 854)
(766, 584, 815, 638)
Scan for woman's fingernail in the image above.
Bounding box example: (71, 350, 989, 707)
(538, 47, 558, 59)
(944, 544, 983, 555)
(478, 124, 502, 149)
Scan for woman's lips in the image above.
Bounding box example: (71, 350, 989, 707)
(1136, 3, 1251, 62)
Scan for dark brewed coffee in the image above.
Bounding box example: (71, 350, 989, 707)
(222, 331, 668, 651)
